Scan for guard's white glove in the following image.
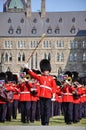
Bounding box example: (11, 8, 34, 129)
(51, 93, 56, 101)
(24, 63, 29, 69)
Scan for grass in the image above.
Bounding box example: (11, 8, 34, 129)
(0, 113, 86, 127)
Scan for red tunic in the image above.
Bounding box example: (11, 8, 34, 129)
(55, 86, 62, 103)
(62, 83, 73, 102)
(19, 81, 32, 101)
(28, 70, 57, 98)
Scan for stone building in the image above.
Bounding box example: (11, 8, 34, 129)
(0, 0, 86, 76)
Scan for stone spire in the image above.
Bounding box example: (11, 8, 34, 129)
(41, 0, 46, 18)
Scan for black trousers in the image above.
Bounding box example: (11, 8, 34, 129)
(40, 97, 51, 125)
(20, 101, 31, 123)
(62, 102, 73, 124)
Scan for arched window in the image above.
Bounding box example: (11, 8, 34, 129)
(18, 52, 21, 62)
(69, 53, 73, 61)
(56, 53, 60, 62)
(74, 53, 77, 61)
(5, 53, 8, 62)
(61, 53, 64, 62)
(83, 53, 86, 61)
(30, 41, 33, 48)
(9, 53, 12, 61)
(48, 53, 51, 61)
(82, 41, 86, 48)
(44, 53, 47, 59)
(22, 53, 25, 61)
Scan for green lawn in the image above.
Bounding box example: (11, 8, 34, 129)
(0, 113, 86, 127)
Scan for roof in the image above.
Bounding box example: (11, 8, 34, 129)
(0, 11, 86, 37)
(9, 0, 24, 9)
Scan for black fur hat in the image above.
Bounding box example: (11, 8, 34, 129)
(0, 72, 6, 80)
(40, 59, 51, 72)
(6, 71, 13, 81)
(64, 71, 72, 77)
(13, 74, 18, 83)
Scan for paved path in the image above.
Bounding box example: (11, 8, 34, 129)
(0, 126, 85, 130)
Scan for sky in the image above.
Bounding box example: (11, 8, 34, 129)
(0, 0, 86, 12)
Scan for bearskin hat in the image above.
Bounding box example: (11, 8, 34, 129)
(6, 71, 13, 81)
(0, 72, 6, 80)
(72, 71, 79, 78)
(64, 71, 72, 77)
(40, 59, 51, 72)
(13, 74, 18, 83)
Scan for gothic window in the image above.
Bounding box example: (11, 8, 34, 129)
(18, 52, 21, 62)
(22, 53, 25, 61)
(18, 41, 25, 48)
(69, 53, 73, 62)
(5, 53, 8, 62)
(59, 41, 61, 47)
(1, 53, 4, 63)
(34, 41, 38, 47)
(30, 41, 33, 48)
(74, 53, 77, 61)
(82, 41, 86, 48)
(74, 41, 78, 48)
(61, 41, 64, 47)
(43, 41, 46, 47)
(83, 53, 86, 61)
(56, 41, 59, 47)
(44, 53, 47, 59)
(61, 53, 64, 62)
(48, 53, 51, 61)
(70, 40, 78, 49)
(9, 53, 12, 61)
(56, 53, 60, 62)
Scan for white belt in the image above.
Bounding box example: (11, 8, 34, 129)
(63, 93, 72, 96)
(20, 92, 30, 94)
(81, 94, 86, 97)
(40, 85, 52, 91)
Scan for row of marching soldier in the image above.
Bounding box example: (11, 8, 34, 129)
(0, 59, 86, 125)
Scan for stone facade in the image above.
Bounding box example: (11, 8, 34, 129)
(0, 0, 86, 76)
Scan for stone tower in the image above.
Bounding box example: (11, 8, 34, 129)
(41, 0, 46, 18)
(26, 0, 31, 17)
